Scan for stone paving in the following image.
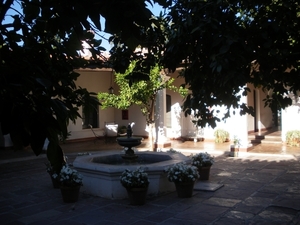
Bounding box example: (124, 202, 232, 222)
(0, 140, 300, 224)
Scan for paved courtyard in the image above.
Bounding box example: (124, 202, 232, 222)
(0, 139, 300, 224)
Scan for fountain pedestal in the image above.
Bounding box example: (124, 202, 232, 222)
(116, 136, 142, 161)
(116, 124, 143, 161)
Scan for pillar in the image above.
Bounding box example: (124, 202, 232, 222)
(154, 89, 171, 150)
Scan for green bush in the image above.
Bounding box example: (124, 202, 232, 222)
(213, 129, 230, 143)
(118, 125, 127, 134)
(286, 130, 300, 147)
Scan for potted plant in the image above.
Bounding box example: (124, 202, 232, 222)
(120, 167, 150, 205)
(230, 135, 241, 157)
(191, 152, 214, 180)
(286, 130, 300, 147)
(45, 161, 61, 189)
(165, 162, 199, 198)
(45, 155, 68, 188)
(213, 129, 230, 143)
(118, 125, 127, 136)
(56, 165, 83, 203)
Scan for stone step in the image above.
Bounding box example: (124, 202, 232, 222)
(250, 139, 260, 144)
(249, 134, 282, 145)
(250, 140, 282, 144)
(261, 139, 283, 144)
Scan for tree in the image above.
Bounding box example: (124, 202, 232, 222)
(2, 0, 299, 170)
(0, 0, 168, 172)
(108, 0, 300, 129)
(98, 61, 187, 151)
(162, 0, 300, 128)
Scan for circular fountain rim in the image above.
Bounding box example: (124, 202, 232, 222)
(92, 152, 173, 165)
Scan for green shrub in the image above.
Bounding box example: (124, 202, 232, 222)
(213, 129, 230, 143)
(286, 130, 300, 147)
(118, 125, 127, 134)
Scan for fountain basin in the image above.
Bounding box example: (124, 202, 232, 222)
(92, 153, 171, 165)
(116, 136, 143, 148)
(73, 151, 190, 199)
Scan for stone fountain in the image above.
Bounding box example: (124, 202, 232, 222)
(117, 124, 142, 161)
(73, 123, 190, 199)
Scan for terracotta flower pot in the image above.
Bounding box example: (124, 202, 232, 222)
(198, 165, 211, 180)
(126, 187, 148, 205)
(174, 182, 195, 198)
(60, 185, 81, 203)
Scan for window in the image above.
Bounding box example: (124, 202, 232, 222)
(82, 106, 99, 129)
(166, 95, 171, 113)
(166, 94, 171, 127)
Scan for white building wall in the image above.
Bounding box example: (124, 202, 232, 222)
(114, 104, 148, 137)
(247, 84, 255, 132)
(0, 67, 282, 146)
(281, 95, 300, 141)
(68, 68, 115, 140)
(165, 72, 254, 141)
(66, 68, 274, 143)
(259, 89, 273, 130)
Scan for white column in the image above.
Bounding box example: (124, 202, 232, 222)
(155, 89, 166, 143)
(171, 103, 182, 139)
(229, 88, 251, 151)
(154, 89, 171, 150)
(256, 89, 262, 133)
(239, 94, 251, 150)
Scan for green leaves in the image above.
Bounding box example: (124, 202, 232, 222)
(98, 61, 186, 126)
(0, 0, 105, 169)
(2, 0, 299, 174)
(0, 0, 171, 172)
(22, 0, 40, 23)
(161, 0, 299, 128)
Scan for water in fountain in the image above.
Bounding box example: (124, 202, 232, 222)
(92, 152, 171, 165)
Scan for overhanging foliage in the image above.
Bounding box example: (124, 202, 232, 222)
(0, 0, 166, 171)
(161, 0, 300, 128)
